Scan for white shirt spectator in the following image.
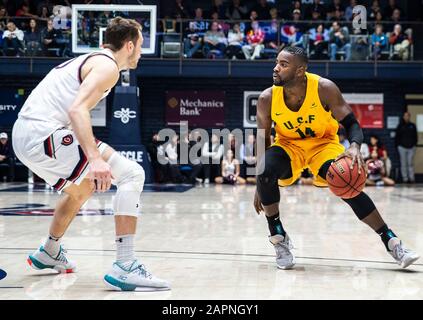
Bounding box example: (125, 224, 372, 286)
(3, 28, 24, 41)
(202, 142, 224, 163)
(228, 29, 244, 46)
(164, 143, 178, 164)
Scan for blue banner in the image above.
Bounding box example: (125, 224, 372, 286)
(110, 86, 141, 145)
(0, 88, 25, 126)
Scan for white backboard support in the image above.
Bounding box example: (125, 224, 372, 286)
(71, 4, 157, 54)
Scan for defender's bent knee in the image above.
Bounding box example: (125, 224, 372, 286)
(107, 152, 145, 217)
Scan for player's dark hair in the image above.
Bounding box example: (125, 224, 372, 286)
(282, 46, 308, 66)
(104, 17, 142, 51)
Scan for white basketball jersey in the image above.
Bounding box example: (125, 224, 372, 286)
(18, 49, 118, 142)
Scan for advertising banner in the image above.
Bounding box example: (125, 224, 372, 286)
(166, 91, 225, 127)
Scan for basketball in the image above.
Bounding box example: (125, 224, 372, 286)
(326, 157, 367, 199)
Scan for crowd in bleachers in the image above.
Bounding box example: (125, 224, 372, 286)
(160, 0, 415, 61)
(0, 0, 418, 60)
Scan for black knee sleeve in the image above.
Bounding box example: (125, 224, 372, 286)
(342, 192, 376, 220)
(257, 146, 293, 206)
(318, 159, 334, 181)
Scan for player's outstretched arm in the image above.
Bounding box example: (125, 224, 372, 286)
(318, 78, 365, 172)
(254, 87, 272, 214)
(68, 58, 120, 191)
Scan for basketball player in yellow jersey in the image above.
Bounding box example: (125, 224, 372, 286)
(254, 47, 419, 269)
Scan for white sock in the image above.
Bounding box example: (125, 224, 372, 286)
(116, 234, 135, 268)
(43, 235, 61, 257)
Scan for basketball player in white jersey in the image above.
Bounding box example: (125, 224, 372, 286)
(12, 17, 170, 291)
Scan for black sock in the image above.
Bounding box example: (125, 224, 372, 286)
(376, 224, 397, 251)
(266, 213, 286, 237)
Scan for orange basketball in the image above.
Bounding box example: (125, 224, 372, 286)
(326, 157, 367, 199)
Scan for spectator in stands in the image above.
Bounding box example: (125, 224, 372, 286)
(211, 0, 226, 19)
(172, 0, 191, 19)
(329, 21, 351, 61)
(327, 0, 345, 21)
(368, 0, 382, 21)
(203, 21, 227, 59)
(183, 22, 202, 58)
(304, 0, 325, 20)
(41, 18, 63, 56)
(395, 111, 417, 183)
(0, 132, 14, 182)
(226, 0, 248, 20)
(226, 23, 244, 59)
(371, 24, 387, 60)
(369, 134, 388, 160)
(291, 9, 302, 29)
(366, 149, 395, 186)
(24, 18, 41, 56)
(202, 134, 224, 184)
(16, 3, 38, 19)
(2, 21, 24, 56)
(1, 1, 16, 18)
(215, 149, 246, 185)
(253, 0, 272, 20)
(384, 0, 403, 21)
(0, 6, 8, 31)
(389, 24, 411, 61)
(280, 24, 304, 49)
(305, 8, 322, 31)
(389, 8, 402, 23)
(374, 10, 384, 26)
(329, 7, 346, 22)
(210, 10, 230, 34)
(260, 7, 279, 58)
(242, 20, 265, 60)
(189, 8, 209, 36)
(344, 0, 357, 21)
(37, 0, 54, 16)
(369, 134, 391, 177)
(284, 1, 303, 20)
(38, 6, 50, 28)
(308, 23, 329, 60)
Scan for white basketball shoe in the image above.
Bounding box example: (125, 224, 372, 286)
(387, 238, 420, 268)
(104, 260, 171, 291)
(269, 233, 295, 269)
(27, 246, 77, 273)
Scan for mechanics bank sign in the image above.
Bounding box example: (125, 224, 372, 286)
(166, 90, 225, 127)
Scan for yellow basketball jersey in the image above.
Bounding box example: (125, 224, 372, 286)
(271, 72, 339, 148)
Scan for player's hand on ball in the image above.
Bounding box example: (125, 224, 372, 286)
(335, 143, 365, 174)
(89, 157, 112, 192)
(254, 189, 264, 215)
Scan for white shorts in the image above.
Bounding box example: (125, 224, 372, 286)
(12, 118, 108, 192)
